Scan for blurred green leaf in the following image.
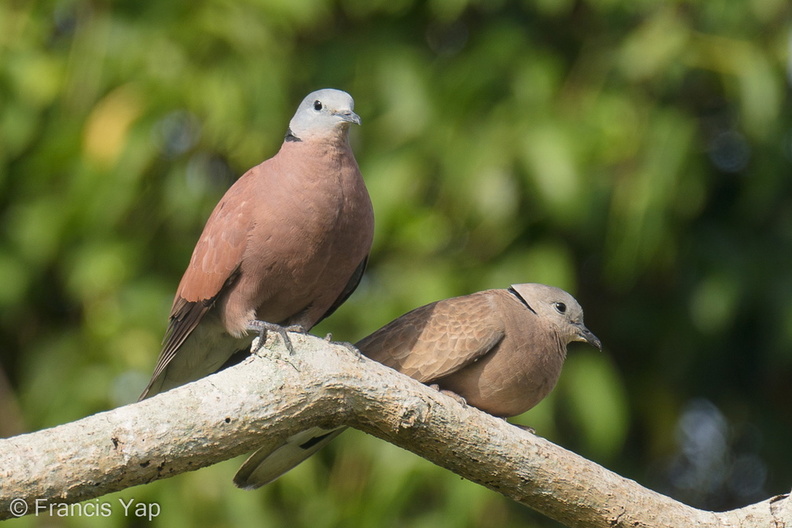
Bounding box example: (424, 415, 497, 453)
(559, 350, 629, 458)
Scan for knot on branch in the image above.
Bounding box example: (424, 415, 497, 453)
(396, 396, 430, 431)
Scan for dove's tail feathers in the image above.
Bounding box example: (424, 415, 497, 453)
(234, 426, 346, 489)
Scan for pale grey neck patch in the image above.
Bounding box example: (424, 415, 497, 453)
(287, 89, 361, 141)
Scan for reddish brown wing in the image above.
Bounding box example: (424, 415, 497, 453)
(356, 291, 506, 383)
(142, 171, 257, 396)
(315, 256, 368, 325)
(174, 173, 256, 305)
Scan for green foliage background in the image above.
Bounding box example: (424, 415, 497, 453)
(1, 0, 790, 526)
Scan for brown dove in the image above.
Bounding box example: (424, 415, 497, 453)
(234, 283, 601, 488)
(140, 89, 374, 399)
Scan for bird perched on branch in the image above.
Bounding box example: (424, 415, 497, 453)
(140, 89, 374, 400)
(234, 283, 602, 489)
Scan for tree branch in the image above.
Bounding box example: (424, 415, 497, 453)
(0, 333, 789, 526)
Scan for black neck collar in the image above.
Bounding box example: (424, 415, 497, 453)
(507, 287, 537, 315)
(284, 128, 302, 142)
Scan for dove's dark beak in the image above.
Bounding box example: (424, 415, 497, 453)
(574, 324, 602, 350)
(336, 110, 361, 126)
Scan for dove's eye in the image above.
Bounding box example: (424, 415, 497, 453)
(553, 302, 567, 314)
(313, 100, 323, 111)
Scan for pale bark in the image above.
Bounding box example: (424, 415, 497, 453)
(0, 333, 789, 526)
